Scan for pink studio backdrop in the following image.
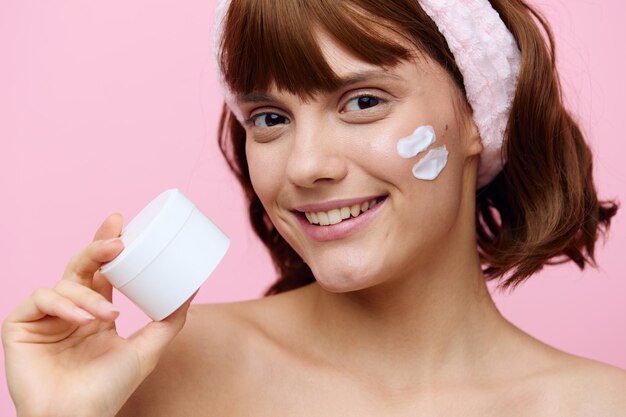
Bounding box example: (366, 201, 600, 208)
(1, 0, 625, 414)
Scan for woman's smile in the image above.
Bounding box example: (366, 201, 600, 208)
(292, 195, 388, 241)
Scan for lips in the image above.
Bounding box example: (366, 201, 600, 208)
(303, 196, 381, 225)
(292, 194, 386, 213)
(292, 196, 388, 241)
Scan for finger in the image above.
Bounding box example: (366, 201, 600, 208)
(92, 269, 114, 302)
(83, 212, 123, 297)
(5, 287, 97, 325)
(86, 272, 119, 332)
(93, 212, 124, 242)
(127, 290, 199, 378)
(62, 238, 124, 286)
(54, 280, 120, 321)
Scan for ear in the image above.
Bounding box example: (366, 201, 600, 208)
(464, 116, 483, 158)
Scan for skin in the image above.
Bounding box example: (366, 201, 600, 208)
(4, 29, 626, 417)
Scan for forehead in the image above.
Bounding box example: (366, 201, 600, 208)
(315, 29, 403, 78)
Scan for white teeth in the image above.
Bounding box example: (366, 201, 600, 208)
(304, 197, 382, 226)
(327, 209, 342, 225)
(317, 212, 330, 226)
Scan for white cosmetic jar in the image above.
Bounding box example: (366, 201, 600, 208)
(99, 188, 230, 321)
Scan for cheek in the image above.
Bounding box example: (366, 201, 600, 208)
(362, 123, 465, 231)
(358, 122, 461, 185)
(246, 142, 284, 204)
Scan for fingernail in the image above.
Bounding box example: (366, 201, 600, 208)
(74, 307, 96, 320)
(99, 300, 120, 312)
(102, 238, 122, 248)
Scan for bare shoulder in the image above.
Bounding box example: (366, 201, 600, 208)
(489, 326, 626, 417)
(116, 287, 306, 417)
(566, 355, 626, 416)
(538, 349, 626, 416)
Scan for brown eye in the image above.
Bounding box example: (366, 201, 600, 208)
(344, 95, 384, 112)
(249, 113, 290, 128)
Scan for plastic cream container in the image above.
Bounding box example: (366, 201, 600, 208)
(99, 188, 230, 321)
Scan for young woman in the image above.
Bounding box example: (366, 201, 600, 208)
(3, 0, 625, 416)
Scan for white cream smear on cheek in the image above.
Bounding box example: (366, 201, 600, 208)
(395, 125, 449, 180)
(411, 145, 448, 180)
(396, 125, 436, 158)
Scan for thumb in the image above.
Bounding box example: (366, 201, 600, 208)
(127, 291, 198, 378)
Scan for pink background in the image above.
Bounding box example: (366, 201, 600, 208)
(1, 0, 624, 414)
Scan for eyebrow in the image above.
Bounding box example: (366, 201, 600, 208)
(235, 69, 403, 105)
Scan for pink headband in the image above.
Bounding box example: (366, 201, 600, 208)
(213, 0, 522, 187)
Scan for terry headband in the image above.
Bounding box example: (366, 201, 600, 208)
(212, 0, 522, 187)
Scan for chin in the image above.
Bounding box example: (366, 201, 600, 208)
(311, 264, 383, 294)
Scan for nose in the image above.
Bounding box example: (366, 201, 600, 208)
(285, 121, 348, 188)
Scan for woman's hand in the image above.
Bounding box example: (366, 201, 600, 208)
(2, 213, 197, 417)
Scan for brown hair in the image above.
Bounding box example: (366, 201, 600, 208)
(216, 0, 618, 294)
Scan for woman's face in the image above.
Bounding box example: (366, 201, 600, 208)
(238, 30, 482, 293)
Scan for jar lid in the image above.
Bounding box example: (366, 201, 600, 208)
(100, 188, 194, 288)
